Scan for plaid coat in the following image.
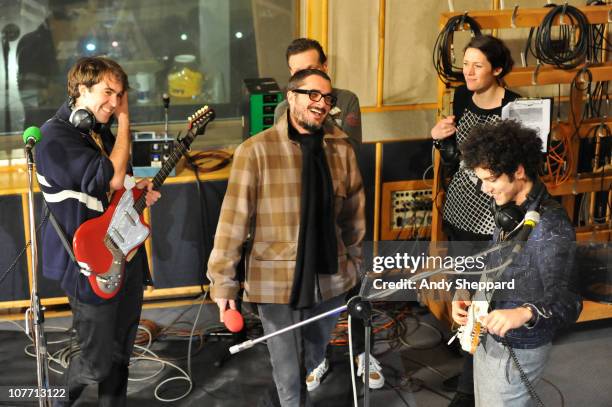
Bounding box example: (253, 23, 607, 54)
(207, 112, 365, 304)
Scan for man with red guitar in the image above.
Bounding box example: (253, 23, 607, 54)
(35, 56, 160, 406)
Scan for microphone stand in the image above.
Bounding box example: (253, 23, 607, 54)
(229, 241, 520, 406)
(24, 146, 51, 407)
(162, 94, 170, 137)
(347, 296, 373, 407)
(2, 36, 10, 133)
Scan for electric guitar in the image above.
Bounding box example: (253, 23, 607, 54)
(449, 299, 489, 354)
(72, 106, 215, 299)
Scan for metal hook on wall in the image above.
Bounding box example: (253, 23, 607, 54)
(531, 62, 542, 86)
(511, 5, 519, 28)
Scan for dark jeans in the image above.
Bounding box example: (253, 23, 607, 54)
(55, 259, 145, 407)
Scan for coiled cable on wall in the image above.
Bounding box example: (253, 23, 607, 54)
(530, 4, 591, 70)
(433, 13, 481, 85)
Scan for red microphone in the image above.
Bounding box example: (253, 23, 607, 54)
(224, 309, 244, 333)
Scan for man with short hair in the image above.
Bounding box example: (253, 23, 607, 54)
(36, 56, 160, 406)
(208, 68, 365, 406)
(453, 120, 582, 406)
(274, 38, 362, 153)
(274, 37, 383, 392)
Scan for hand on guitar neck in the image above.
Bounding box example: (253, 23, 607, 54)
(451, 298, 472, 326)
(135, 178, 161, 207)
(451, 298, 489, 354)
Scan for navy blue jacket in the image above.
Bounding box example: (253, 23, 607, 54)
(35, 102, 149, 304)
(488, 192, 583, 349)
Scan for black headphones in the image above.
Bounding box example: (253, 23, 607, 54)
(492, 180, 546, 234)
(68, 105, 115, 134)
(69, 107, 97, 133)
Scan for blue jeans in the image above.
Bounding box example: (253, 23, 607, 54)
(474, 336, 551, 407)
(258, 293, 345, 407)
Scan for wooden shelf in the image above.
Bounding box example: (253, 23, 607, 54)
(505, 63, 612, 87)
(442, 5, 612, 29)
(546, 173, 612, 196)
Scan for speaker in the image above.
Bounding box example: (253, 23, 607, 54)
(149, 181, 227, 288)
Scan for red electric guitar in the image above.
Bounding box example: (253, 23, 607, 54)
(73, 106, 215, 299)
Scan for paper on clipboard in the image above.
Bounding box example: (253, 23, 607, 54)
(501, 99, 551, 152)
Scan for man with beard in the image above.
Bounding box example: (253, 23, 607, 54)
(207, 68, 365, 407)
(274, 37, 383, 393)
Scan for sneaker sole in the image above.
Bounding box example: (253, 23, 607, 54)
(306, 367, 330, 392)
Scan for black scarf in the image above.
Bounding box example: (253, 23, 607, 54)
(288, 121, 338, 309)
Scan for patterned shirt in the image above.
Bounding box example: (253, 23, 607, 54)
(443, 85, 520, 236)
(207, 112, 365, 304)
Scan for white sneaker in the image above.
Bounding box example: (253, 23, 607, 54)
(356, 353, 385, 389)
(306, 358, 329, 391)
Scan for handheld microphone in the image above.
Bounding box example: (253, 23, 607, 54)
(23, 126, 42, 150)
(511, 211, 540, 254)
(223, 309, 244, 333)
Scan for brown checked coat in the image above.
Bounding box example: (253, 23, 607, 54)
(207, 112, 365, 304)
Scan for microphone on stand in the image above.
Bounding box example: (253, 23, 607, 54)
(23, 126, 42, 150)
(162, 93, 170, 136)
(511, 211, 540, 254)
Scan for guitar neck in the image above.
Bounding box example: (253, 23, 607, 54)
(133, 133, 192, 214)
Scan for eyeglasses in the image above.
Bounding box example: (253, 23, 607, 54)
(292, 89, 337, 106)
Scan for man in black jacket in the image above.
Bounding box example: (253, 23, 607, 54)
(36, 56, 160, 406)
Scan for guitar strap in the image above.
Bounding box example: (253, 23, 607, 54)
(42, 201, 84, 272)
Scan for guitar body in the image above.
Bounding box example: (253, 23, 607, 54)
(73, 187, 149, 299)
(72, 105, 215, 300)
(458, 300, 489, 354)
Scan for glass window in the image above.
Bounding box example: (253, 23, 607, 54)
(0, 0, 295, 135)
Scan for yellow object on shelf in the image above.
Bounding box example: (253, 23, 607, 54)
(168, 54, 203, 100)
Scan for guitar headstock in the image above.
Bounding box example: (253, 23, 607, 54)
(187, 105, 216, 135)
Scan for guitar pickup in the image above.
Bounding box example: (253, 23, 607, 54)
(110, 228, 125, 243)
(124, 210, 138, 226)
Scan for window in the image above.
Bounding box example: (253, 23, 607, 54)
(0, 0, 295, 135)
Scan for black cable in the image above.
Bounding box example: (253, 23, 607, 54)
(523, 3, 557, 67)
(586, 1, 612, 63)
(433, 13, 482, 85)
(531, 4, 591, 70)
(501, 338, 545, 407)
(0, 210, 49, 286)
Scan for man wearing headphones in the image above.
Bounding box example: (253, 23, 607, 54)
(452, 119, 582, 406)
(35, 56, 160, 406)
